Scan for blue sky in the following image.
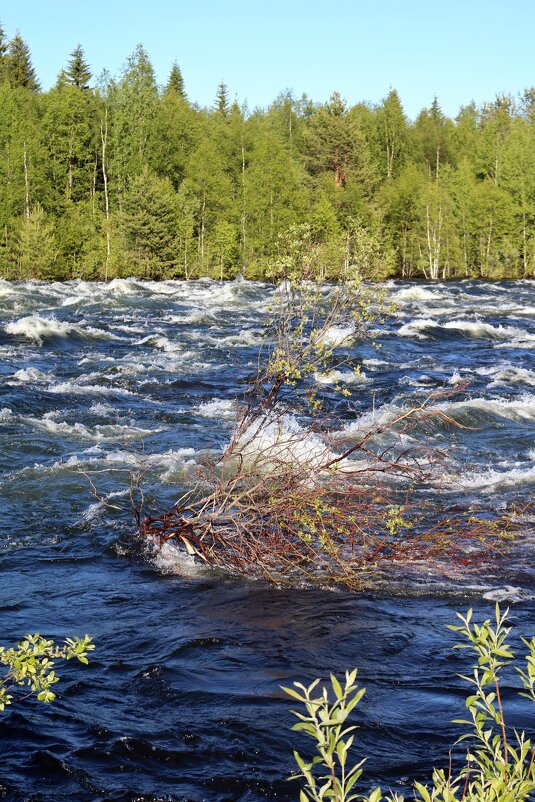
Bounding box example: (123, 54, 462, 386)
(1, 0, 534, 119)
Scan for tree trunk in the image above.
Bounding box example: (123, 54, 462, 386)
(100, 108, 111, 281)
(23, 142, 30, 220)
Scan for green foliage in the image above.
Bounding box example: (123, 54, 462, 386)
(282, 670, 366, 802)
(0, 632, 94, 711)
(0, 23, 534, 280)
(284, 605, 535, 802)
(17, 204, 57, 279)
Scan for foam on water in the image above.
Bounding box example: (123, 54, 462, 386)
(195, 399, 237, 419)
(22, 412, 162, 441)
(339, 402, 406, 439)
(9, 367, 53, 383)
(482, 586, 534, 603)
(46, 381, 136, 397)
(235, 412, 334, 475)
(314, 369, 368, 385)
(0, 407, 13, 421)
(394, 286, 442, 302)
(317, 324, 355, 347)
(480, 365, 535, 387)
(149, 537, 205, 577)
(135, 334, 183, 353)
(362, 357, 389, 367)
(207, 329, 263, 348)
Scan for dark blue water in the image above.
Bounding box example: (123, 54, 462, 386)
(0, 278, 534, 801)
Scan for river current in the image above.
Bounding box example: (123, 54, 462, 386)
(0, 278, 534, 801)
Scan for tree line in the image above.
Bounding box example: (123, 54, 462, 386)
(1, 25, 535, 282)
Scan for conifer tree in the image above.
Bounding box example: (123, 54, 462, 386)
(215, 81, 229, 115)
(121, 168, 177, 278)
(305, 92, 355, 187)
(165, 62, 185, 98)
(65, 45, 91, 89)
(7, 33, 39, 91)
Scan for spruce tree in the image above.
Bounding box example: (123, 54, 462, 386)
(8, 33, 39, 91)
(165, 62, 185, 98)
(215, 81, 229, 115)
(66, 45, 91, 89)
(121, 168, 177, 278)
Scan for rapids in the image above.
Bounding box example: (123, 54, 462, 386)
(0, 278, 534, 801)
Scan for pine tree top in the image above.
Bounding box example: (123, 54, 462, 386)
(165, 62, 185, 98)
(8, 32, 39, 91)
(66, 44, 91, 89)
(215, 80, 229, 115)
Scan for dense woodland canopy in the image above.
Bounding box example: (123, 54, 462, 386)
(1, 26, 535, 281)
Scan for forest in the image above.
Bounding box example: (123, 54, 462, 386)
(1, 25, 535, 282)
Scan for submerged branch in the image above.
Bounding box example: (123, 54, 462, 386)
(137, 278, 512, 589)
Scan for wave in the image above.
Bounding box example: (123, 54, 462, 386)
(460, 463, 535, 491)
(397, 317, 535, 343)
(362, 357, 389, 367)
(22, 412, 162, 442)
(206, 329, 263, 348)
(134, 334, 183, 353)
(5, 445, 199, 484)
(46, 381, 136, 397)
(4, 315, 119, 344)
(477, 364, 535, 388)
(394, 286, 442, 302)
(438, 394, 535, 423)
(0, 280, 15, 298)
(338, 402, 408, 439)
(482, 586, 534, 603)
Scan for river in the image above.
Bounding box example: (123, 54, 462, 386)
(0, 278, 534, 801)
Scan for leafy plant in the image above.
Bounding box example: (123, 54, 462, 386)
(0, 632, 94, 711)
(284, 604, 535, 802)
(282, 669, 367, 802)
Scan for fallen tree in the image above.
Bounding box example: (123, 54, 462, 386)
(138, 275, 510, 589)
